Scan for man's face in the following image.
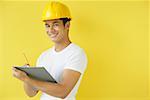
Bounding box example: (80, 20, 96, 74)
(44, 19, 68, 43)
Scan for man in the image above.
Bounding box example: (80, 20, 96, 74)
(12, 1, 87, 100)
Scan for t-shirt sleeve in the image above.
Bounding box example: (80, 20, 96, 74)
(64, 49, 88, 74)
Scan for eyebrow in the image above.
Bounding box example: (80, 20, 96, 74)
(45, 21, 60, 26)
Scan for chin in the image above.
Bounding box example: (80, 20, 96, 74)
(49, 36, 63, 43)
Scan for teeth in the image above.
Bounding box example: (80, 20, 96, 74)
(50, 33, 57, 38)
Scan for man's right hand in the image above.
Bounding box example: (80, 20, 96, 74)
(23, 64, 30, 67)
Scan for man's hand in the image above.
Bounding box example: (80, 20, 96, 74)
(23, 64, 30, 67)
(12, 67, 29, 82)
(12, 67, 39, 97)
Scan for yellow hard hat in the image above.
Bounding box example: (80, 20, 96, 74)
(42, 1, 71, 21)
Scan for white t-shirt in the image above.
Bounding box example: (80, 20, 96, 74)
(36, 43, 88, 100)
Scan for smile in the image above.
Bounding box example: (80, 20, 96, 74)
(48, 33, 58, 38)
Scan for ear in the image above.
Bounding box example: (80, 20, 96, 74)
(65, 21, 70, 30)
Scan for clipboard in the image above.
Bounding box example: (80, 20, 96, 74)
(14, 66, 57, 83)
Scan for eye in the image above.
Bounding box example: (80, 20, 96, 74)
(45, 24, 50, 28)
(53, 23, 59, 27)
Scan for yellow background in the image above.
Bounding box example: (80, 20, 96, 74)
(0, 0, 149, 100)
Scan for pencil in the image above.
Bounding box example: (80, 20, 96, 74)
(22, 53, 30, 66)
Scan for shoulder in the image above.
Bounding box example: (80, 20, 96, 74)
(64, 43, 88, 74)
(68, 43, 87, 58)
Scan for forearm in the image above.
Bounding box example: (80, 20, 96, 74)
(23, 82, 38, 97)
(25, 78, 68, 99)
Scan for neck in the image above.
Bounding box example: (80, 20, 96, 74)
(54, 39, 71, 52)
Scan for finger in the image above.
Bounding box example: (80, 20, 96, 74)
(12, 67, 23, 73)
(12, 68, 21, 76)
(16, 70, 27, 76)
(26, 64, 30, 66)
(12, 67, 17, 71)
(13, 71, 22, 78)
(23, 64, 30, 67)
(25, 64, 30, 67)
(12, 71, 18, 77)
(13, 72, 17, 77)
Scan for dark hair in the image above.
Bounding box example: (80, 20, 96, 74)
(59, 18, 71, 26)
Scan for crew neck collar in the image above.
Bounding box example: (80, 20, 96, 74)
(52, 43, 73, 54)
